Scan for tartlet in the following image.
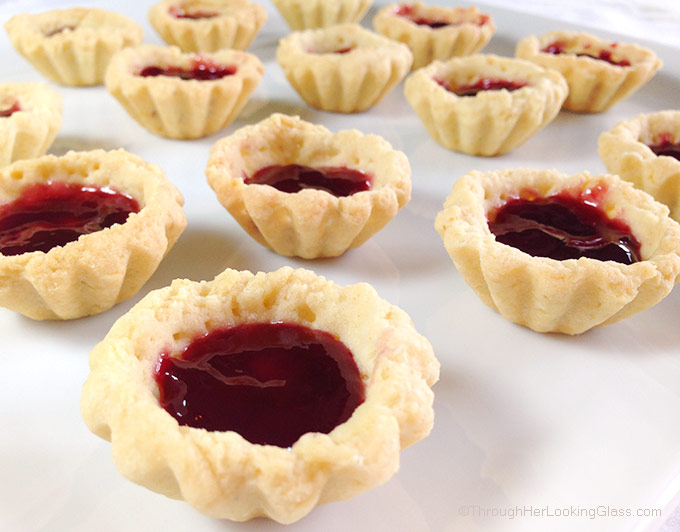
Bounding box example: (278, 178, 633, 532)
(599, 110, 680, 222)
(271, 0, 373, 30)
(404, 54, 568, 156)
(105, 44, 264, 139)
(205, 113, 411, 259)
(0, 82, 62, 167)
(435, 168, 680, 334)
(81, 266, 439, 523)
(4, 8, 143, 86)
(148, 0, 267, 53)
(373, 2, 495, 70)
(276, 24, 413, 113)
(515, 30, 662, 113)
(0, 149, 186, 320)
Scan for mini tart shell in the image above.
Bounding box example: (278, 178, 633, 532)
(148, 0, 267, 53)
(205, 113, 411, 259)
(105, 44, 264, 140)
(434, 168, 680, 335)
(276, 24, 413, 113)
(373, 2, 495, 70)
(515, 30, 662, 113)
(4, 8, 143, 86)
(271, 0, 373, 30)
(599, 111, 680, 222)
(0, 82, 62, 167)
(81, 266, 439, 523)
(0, 149, 186, 320)
(404, 55, 568, 156)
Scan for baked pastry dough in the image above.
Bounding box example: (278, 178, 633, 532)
(81, 266, 439, 523)
(404, 54, 568, 156)
(105, 44, 264, 139)
(435, 168, 680, 334)
(599, 110, 680, 222)
(276, 24, 413, 113)
(4, 8, 143, 86)
(0, 82, 62, 167)
(205, 113, 411, 258)
(0, 149, 186, 320)
(515, 30, 662, 113)
(373, 2, 495, 70)
(148, 0, 267, 53)
(271, 0, 372, 30)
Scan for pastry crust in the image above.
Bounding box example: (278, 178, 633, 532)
(404, 54, 568, 156)
(515, 30, 662, 113)
(4, 8, 143, 86)
(271, 0, 373, 30)
(599, 110, 680, 222)
(105, 44, 264, 139)
(373, 2, 495, 70)
(81, 266, 439, 523)
(435, 168, 680, 334)
(0, 82, 62, 167)
(0, 149, 186, 320)
(148, 0, 267, 53)
(276, 24, 413, 113)
(205, 113, 411, 258)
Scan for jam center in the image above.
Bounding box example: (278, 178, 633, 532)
(139, 59, 236, 81)
(0, 182, 139, 256)
(488, 190, 641, 264)
(44, 25, 76, 37)
(541, 41, 631, 67)
(649, 133, 680, 161)
(436, 77, 528, 96)
(0, 101, 21, 118)
(245, 164, 372, 197)
(395, 4, 488, 27)
(168, 6, 219, 19)
(155, 322, 365, 448)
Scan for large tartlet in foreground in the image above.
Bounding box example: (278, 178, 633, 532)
(81, 266, 439, 523)
(435, 168, 680, 334)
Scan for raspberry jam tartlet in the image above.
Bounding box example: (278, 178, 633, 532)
(276, 24, 413, 113)
(148, 0, 267, 53)
(373, 2, 495, 70)
(435, 168, 680, 334)
(81, 267, 439, 523)
(0, 82, 62, 167)
(404, 55, 568, 156)
(515, 30, 662, 113)
(271, 0, 373, 30)
(599, 110, 680, 222)
(205, 114, 411, 259)
(105, 44, 264, 139)
(4, 8, 143, 86)
(0, 149, 186, 320)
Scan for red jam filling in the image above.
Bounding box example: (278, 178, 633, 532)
(139, 59, 236, 81)
(436, 77, 528, 97)
(168, 6, 219, 19)
(245, 164, 372, 197)
(308, 47, 354, 55)
(541, 41, 631, 67)
(0, 182, 139, 256)
(0, 101, 21, 118)
(488, 187, 641, 264)
(395, 4, 489, 28)
(155, 322, 365, 448)
(649, 132, 680, 161)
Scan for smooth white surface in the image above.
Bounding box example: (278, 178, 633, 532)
(0, 1, 679, 532)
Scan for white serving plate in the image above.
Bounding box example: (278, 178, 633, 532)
(0, 1, 678, 531)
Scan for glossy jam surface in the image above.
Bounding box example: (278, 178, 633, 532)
(168, 6, 218, 19)
(437, 77, 528, 96)
(395, 4, 489, 27)
(155, 322, 366, 447)
(0, 101, 21, 118)
(488, 187, 641, 264)
(0, 182, 139, 256)
(541, 41, 631, 67)
(649, 132, 680, 161)
(139, 59, 236, 81)
(245, 164, 372, 197)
